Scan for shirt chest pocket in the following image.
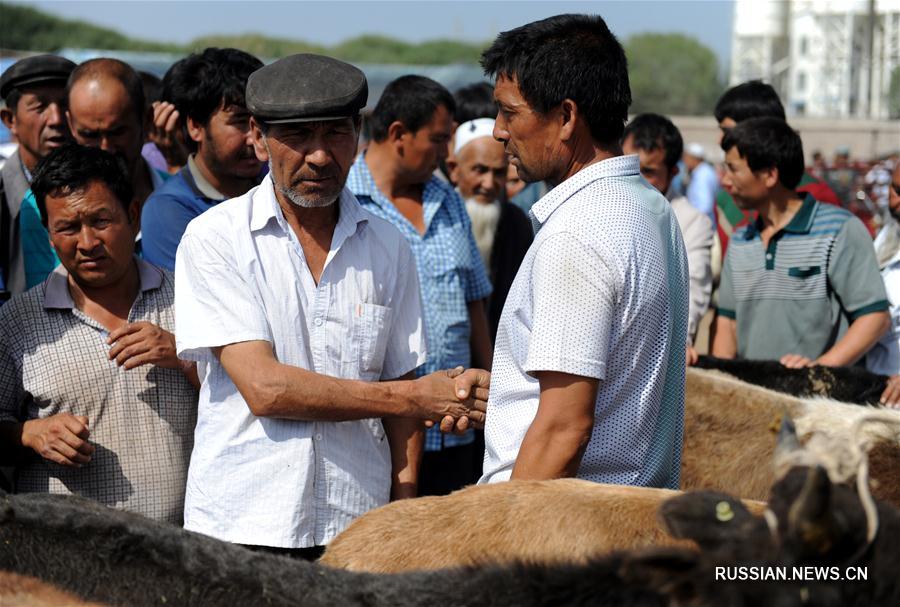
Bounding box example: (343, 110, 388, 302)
(785, 265, 826, 297)
(346, 303, 394, 380)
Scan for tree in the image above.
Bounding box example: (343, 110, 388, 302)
(625, 33, 723, 116)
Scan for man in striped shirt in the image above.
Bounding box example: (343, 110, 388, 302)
(710, 117, 888, 367)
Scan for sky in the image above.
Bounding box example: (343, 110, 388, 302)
(21, 0, 736, 65)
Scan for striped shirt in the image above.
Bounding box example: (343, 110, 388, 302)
(0, 259, 197, 524)
(717, 195, 888, 360)
(348, 154, 493, 451)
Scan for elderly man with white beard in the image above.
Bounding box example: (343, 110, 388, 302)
(448, 118, 533, 342)
(173, 54, 489, 560)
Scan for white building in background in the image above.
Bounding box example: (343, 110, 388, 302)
(730, 0, 900, 119)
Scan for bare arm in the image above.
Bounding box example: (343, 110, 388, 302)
(781, 311, 891, 368)
(467, 299, 493, 371)
(214, 340, 487, 424)
(710, 315, 738, 359)
(382, 372, 423, 500)
(510, 371, 598, 480)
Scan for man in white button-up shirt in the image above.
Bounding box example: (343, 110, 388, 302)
(478, 15, 689, 489)
(174, 54, 487, 557)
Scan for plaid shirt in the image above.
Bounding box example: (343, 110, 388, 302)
(0, 259, 197, 523)
(348, 155, 492, 450)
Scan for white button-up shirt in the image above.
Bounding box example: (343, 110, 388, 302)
(174, 178, 426, 548)
(479, 155, 689, 489)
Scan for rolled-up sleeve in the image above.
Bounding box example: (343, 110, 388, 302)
(524, 232, 617, 380)
(381, 239, 427, 380)
(174, 230, 272, 363)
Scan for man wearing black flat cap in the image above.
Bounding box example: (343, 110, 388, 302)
(174, 54, 488, 558)
(0, 54, 76, 299)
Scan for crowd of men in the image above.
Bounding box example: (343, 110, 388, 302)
(0, 13, 897, 559)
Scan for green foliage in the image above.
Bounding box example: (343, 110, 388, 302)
(889, 66, 900, 119)
(185, 34, 326, 57)
(332, 36, 485, 64)
(625, 33, 723, 116)
(0, 2, 180, 52)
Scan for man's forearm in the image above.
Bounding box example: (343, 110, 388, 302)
(710, 315, 737, 359)
(817, 311, 890, 367)
(511, 421, 592, 480)
(383, 416, 424, 500)
(245, 363, 420, 420)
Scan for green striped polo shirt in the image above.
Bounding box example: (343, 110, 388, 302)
(717, 195, 888, 360)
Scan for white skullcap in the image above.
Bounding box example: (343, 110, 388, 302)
(454, 118, 496, 155)
(685, 142, 706, 159)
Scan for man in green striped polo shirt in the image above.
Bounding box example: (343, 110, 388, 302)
(710, 117, 888, 367)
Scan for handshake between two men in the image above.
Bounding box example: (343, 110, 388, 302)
(416, 366, 491, 434)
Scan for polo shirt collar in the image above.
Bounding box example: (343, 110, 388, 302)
(530, 155, 639, 229)
(744, 193, 818, 240)
(249, 176, 367, 241)
(187, 155, 227, 201)
(44, 257, 164, 310)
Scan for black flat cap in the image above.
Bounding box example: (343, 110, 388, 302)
(0, 54, 77, 100)
(246, 54, 367, 124)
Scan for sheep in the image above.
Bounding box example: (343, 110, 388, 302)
(681, 368, 900, 507)
(693, 355, 887, 405)
(0, 571, 109, 607)
(320, 479, 766, 573)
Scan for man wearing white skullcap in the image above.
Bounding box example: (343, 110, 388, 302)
(448, 118, 533, 342)
(683, 141, 719, 225)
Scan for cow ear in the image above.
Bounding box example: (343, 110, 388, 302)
(786, 466, 838, 556)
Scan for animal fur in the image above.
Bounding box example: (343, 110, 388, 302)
(682, 368, 900, 507)
(321, 479, 766, 573)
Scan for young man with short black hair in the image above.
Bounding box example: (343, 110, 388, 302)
(711, 117, 888, 367)
(141, 48, 264, 270)
(713, 80, 841, 254)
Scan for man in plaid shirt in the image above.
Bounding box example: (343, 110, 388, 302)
(349, 75, 494, 495)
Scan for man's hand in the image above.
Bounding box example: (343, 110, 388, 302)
(108, 321, 181, 369)
(148, 101, 189, 170)
(780, 354, 815, 369)
(686, 344, 699, 366)
(415, 367, 490, 433)
(881, 375, 900, 408)
(21, 414, 94, 467)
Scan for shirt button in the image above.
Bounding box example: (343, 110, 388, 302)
(314, 318, 323, 327)
(765, 253, 773, 260)
(315, 434, 323, 441)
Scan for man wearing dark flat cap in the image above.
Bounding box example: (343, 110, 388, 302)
(174, 54, 488, 558)
(0, 54, 76, 299)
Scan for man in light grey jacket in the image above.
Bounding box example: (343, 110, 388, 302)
(622, 113, 713, 357)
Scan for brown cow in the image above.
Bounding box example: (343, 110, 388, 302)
(320, 479, 766, 573)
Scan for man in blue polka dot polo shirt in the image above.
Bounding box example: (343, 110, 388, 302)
(478, 14, 690, 489)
